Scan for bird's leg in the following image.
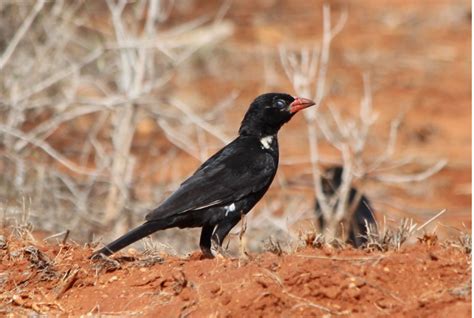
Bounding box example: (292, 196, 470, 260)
(199, 224, 215, 258)
(212, 217, 240, 248)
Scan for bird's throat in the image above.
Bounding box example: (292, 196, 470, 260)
(260, 135, 274, 149)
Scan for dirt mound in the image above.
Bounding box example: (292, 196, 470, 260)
(0, 234, 470, 317)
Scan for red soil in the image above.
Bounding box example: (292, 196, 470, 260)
(0, 234, 470, 317)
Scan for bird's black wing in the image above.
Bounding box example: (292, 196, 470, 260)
(146, 137, 277, 221)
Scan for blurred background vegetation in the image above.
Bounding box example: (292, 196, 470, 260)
(0, 0, 470, 255)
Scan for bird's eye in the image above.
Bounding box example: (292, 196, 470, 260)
(275, 99, 287, 108)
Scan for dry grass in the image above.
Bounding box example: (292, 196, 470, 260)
(364, 218, 418, 251)
(443, 230, 472, 255)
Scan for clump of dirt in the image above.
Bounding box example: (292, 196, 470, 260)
(0, 233, 470, 317)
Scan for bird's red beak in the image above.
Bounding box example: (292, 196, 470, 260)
(289, 97, 316, 113)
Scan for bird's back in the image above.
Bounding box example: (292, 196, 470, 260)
(146, 135, 279, 221)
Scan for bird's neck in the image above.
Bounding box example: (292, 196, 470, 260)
(238, 123, 280, 137)
(238, 109, 282, 136)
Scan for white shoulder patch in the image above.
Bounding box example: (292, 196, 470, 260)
(260, 136, 273, 149)
(224, 203, 236, 216)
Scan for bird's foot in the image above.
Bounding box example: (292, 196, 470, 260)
(199, 246, 215, 259)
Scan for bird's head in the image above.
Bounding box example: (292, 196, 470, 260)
(239, 93, 316, 136)
(322, 166, 344, 193)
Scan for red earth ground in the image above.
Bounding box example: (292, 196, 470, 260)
(0, 232, 471, 317)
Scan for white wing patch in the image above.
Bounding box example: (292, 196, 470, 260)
(260, 136, 273, 149)
(224, 203, 236, 216)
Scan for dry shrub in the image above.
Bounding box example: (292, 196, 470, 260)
(279, 4, 446, 244)
(0, 1, 233, 247)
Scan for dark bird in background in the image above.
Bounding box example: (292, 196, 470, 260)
(315, 166, 377, 248)
(93, 93, 316, 258)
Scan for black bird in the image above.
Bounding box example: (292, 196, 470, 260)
(93, 93, 316, 258)
(315, 166, 377, 248)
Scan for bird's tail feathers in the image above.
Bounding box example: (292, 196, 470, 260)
(91, 221, 166, 258)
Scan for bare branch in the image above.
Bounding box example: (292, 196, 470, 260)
(0, 0, 46, 71)
(169, 98, 231, 144)
(417, 209, 447, 231)
(14, 105, 105, 152)
(0, 125, 97, 176)
(374, 160, 447, 183)
(330, 6, 348, 40)
(14, 48, 104, 104)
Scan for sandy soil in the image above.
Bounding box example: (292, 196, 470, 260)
(0, 233, 470, 317)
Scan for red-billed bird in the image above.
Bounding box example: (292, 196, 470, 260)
(93, 93, 316, 258)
